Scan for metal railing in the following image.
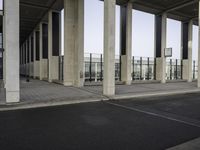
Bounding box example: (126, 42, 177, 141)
(166, 59, 182, 80)
(193, 60, 198, 80)
(132, 56, 156, 81)
(0, 48, 3, 79)
(59, 56, 64, 81)
(58, 54, 157, 82)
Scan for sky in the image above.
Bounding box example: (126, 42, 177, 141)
(82, 0, 199, 60)
(2, 0, 198, 60)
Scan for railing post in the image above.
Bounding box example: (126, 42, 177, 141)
(181, 59, 183, 80)
(140, 57, 142, 80)
(89, 53, 92, 82)
(193, 60, 195, 79)
(132, 56, 134, 80)
(170, 59, 172, 80)
(176, 59, 178, 80)
(62, 56, 64, 81)
(147, 57, 150, 80)
(100, 54, 103, 81)
(154, 58, 156, 80)
(119, 55, 121, 81)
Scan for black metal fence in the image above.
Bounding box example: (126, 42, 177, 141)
(193, 60, 198, 80)
(132, 57, 156, 81)
(58, 54, 200, 82)
(166, 59, 183, 80)
(59, 56, 64, 81)
(0, 48, 3, 79)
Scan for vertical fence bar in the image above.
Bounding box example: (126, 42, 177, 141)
(175, 59, 178, 80)
(119, 55, 121, 81)
(154, 58, 156, 80)
(100, 54, 103, 81)
(181, 59, 183, 80)
(62, 56, 64, 81)
(147, 57, 150, 80)
(132, 56, 134, 80)
(140, 57, 142, 80)
(89, 53, 92, 82)
(193, 60, 195, 79)
(170, 59, 172, 80)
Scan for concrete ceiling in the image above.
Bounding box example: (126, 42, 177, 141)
(20, 0, 63, 44)
(20, 0, 199, 44)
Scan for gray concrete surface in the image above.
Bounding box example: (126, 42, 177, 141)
(0, 94, 200, 150)
(84, 81, 199, 95)
(20, 79, 104, 103)
(167, 137, 200, 150)
(1, 79, 200, 109)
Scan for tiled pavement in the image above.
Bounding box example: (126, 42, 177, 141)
(0, 79, 200, 106)
(20, 79, 104, 103)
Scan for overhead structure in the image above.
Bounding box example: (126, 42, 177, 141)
(1, 0, 200, 103)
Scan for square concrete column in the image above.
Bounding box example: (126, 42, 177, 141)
(48, 10, 60, 82)
(33, 30, 40, 79)
(39, 23, 49, 80)
(120, 2, 132, 85)
(3, 0, 20, 103)
(29, 35, 34, 78)
(198, 0, 200, 87)
(181, 20, 193, 82)
(22, 43, 26, 76)
(26, 40, 29, 77)
(64, 0, 84, 87)
(155, 13, 167, 83)
(103, 0, 116, 96)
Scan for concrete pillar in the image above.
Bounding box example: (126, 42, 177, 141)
(3, 0, 20, 103)
(198, 0, 200, 87)
(64, 0, 84, 87)
(22, 43, 25, 76)
(29, 35, 34, 78)
(182, 20, 193, 82)
(39, 23, 48, 80)
(103, 0, 116, 96)
(120, 2, 132, 85)
(33, 30, 40, 79)
(26, 40, 29, 77)
(155, 13, 167, 83)
(48, 10, 60, 82)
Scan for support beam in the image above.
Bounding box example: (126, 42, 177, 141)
(48, 10, 60, 82)
(103, 0, 116, 96)
(164, 0, 197, 13)
(182, 20, 193, 82)
(120, 2, 132, 85)
(3, 0, 20, 103)
(64, 0, 84, 87)
(155, 13, 167, 83)
(20, 2, 49, 10)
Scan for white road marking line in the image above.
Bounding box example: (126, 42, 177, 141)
(105, 101, 200, 128)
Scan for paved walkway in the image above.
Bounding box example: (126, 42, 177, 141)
(167, 137, 200, 150)
(84, 81, 200, 99)
(0, 79, 200, 110)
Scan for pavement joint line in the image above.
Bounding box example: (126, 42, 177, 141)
(104, 101, 200, 128)
(111, 89, 200, 100)
(0, 98, 108, 112)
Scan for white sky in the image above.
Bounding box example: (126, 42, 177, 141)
(62, 0, 198, 60)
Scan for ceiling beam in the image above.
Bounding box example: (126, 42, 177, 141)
(164, 0, 198, 13)
(20, 2, 49, 10)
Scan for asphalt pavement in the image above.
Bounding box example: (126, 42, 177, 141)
(0, 93, 200, 150)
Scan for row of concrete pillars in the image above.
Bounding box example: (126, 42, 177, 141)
(2, 0, 200, 103)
